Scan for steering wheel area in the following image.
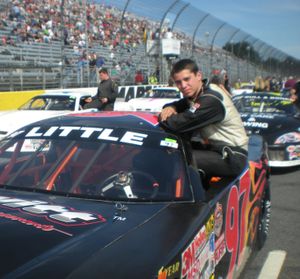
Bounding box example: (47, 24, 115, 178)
(99, 170, 159, 199)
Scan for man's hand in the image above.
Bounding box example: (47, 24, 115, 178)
(100, 97, 108, 103)
(159, 106, 177, 121)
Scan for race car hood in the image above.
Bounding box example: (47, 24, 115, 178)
(240, 112, 300, 136)
(128, 98, 178, 112)
(0, 188, 201, 277)
(0, 110, 69, 139)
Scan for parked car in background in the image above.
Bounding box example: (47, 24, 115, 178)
(0, 111, 270, 278)
(231, 83, 255, 96)
(233, 91, 300, 167)
(123, 87, 182, 112)
(116, 84, 157, 102)
(0, 90, 96, 140)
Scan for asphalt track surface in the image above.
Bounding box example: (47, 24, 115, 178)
(241, 166, 300, 279)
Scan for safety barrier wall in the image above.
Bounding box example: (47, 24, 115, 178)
(0, 87, 98, 110)
(0, 90, 45, 110)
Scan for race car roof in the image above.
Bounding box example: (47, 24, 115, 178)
(27, 111, 162, 132)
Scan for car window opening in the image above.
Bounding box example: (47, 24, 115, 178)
(0, 129, 192, 202)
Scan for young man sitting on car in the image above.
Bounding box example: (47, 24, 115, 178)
(158, 59, 248, 185)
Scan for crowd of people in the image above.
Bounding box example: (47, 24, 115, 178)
(0, 1, 187, 50)
(0, 0, 198, 85)
(0, 1, 298, 93)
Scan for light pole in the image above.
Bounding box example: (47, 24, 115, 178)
(60, 0, 65, 88)
(204, 32, 210, 76)
(229, 40, 234, 78)
(246, 46, 250, 81)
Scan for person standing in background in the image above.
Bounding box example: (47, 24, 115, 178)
(84, 68, 118, 111)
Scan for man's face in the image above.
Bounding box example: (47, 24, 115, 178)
(173, 69, 202, 99)
(99, 72, 108, 81)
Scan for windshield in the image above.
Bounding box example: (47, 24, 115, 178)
(142, 89, 181, 99)
(0, 126, 192, 202)
(233, 95, 294, 114)
(19, 96, 76, 111)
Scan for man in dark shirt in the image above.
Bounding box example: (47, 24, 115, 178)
(84, 68, 118, 111)
(159, 59, 248, 181)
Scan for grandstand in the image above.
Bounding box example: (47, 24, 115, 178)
(0, 0, 297, 92)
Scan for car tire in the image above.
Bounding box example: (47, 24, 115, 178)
(256, 180, 271, 250)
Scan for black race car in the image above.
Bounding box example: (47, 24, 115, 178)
(233, 92, 300, 167)
(0, 111, 270, 278)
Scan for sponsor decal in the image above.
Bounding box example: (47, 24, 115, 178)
(214, 203, 223, 238)
(275, 133, 300, 144)
(189, 102, 201, 113)
(241, 113, 274, 119)
(214, 233, 226, 265)
(0, 196, 106, 227)
(286, 145, 300, 160)
(160, 138, 178, 149)
(157, 262, 180, 279)
(0, 211, 54, 232)
(25, 126, 148, 146)
(206, 214, 214, 235)
(181, 215, 215, 279)
(244, 122, 268, 128)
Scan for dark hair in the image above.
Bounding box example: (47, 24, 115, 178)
(99, 68, 108, 74)
(171, 59, 199, 77)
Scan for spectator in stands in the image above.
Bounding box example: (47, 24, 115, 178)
(96, 56, 105, 69)
(76, 51, 88, 84)
(284, 76, 297, 90)
(290, 81, 300, 116)
(153, 28, 160, 40)
(164, 27, 173, 39)
(89, 52, 97, 83)
(224, 73, 231, 93)
(135, 70, 144, 84)
(149, 73, 158, 84)
(264, 76, 271, 91)
(210, 69, 231, 97)
(168, 75, 175, 86)
(269, 76, 278, 92)
(84, 68, 118, 111)
(254, 76, 266, 92)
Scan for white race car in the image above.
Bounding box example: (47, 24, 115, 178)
(124, 87, 182, 112)
(231, 84, 254, 96)
(0, 90, 96, 140)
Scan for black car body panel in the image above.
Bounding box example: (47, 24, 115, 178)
(0, 111, 270, 278)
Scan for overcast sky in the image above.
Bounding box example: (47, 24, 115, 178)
(187, 0, 300, 60)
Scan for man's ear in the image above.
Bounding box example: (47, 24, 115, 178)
(197, 71, 202, 81)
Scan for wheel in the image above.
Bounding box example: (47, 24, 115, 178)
(256, 180, 271, 249)
(99, 170, 159, 199)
